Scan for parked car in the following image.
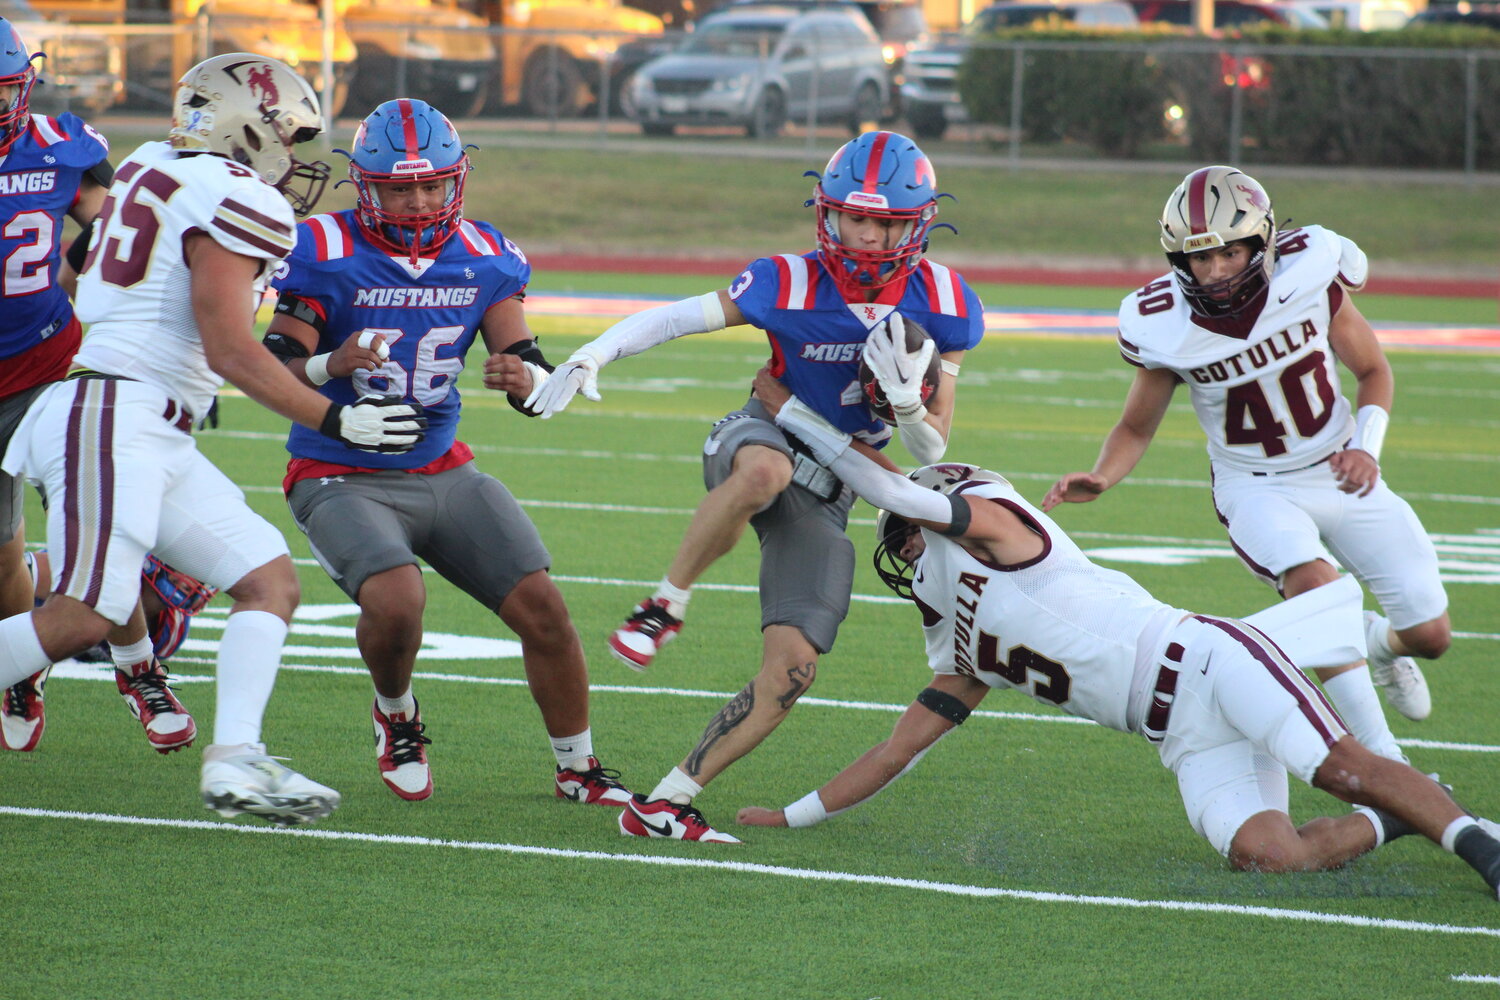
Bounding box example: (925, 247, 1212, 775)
(1128, 0, 1328, 28)
(721, 0, 927, 111)
(627, 4, 889, 135)
(901, 0, 1137, 140)
(342, 0, 496, 119)
(1286, 0, 1411, 28)
(1, 0, 123, 114)
(1406, 4, 1500, 29)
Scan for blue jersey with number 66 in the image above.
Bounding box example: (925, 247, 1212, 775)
(273, 209, 529, 468)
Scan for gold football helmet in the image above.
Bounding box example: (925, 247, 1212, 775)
(1159, 165, 1276, 318)
(169, 53, 330, 216)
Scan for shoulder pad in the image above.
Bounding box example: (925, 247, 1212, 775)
(210, 181, 297, 261)
(916, 260, 969, 318)
(298, 213, 357, 262)
(1334, 235, 1368, 291)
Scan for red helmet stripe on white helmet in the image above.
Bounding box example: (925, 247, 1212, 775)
(1186, 166, 1211, 235)
(861, 130, 892, 196)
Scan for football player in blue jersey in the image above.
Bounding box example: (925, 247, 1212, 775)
(526, 130, 985, 842)
(0, 18, 197, 755)
(263, 98, 632, 806)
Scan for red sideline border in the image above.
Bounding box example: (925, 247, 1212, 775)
(533, 254, 1495, 300)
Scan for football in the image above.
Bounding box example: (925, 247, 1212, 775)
(859, 315, 941, 424)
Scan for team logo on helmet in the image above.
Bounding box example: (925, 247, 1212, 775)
(246, 63, 279, 108)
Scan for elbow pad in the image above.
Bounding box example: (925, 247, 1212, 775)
(66, 219, 96, 272)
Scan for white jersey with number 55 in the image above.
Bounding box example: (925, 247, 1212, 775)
(76, 141, 297, 418)
(1116, 225, 1369, 474)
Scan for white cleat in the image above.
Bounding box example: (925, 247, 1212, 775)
(201, 743, 341, 826)
(1364, 611, 1431, 721)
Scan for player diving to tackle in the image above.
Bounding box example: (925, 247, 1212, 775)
(735, 363, 1500, 899)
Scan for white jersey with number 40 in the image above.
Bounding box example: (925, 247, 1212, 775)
(1116, 225, 1369, 474)
(76, 141, 297, 418)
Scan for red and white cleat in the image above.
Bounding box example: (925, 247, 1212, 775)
(1, 666, 50, 752)
(608, 597, 683, 671)
(373, 701, 433, 801)
(116, 660, 197, 753)
(618, 794, 741, 844)
(555, 756, 632, 806)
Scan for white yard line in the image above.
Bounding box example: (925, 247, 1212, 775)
(2, 805, 1497, 941)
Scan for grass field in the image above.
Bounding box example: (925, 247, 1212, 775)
(6, 275, 1499, 998)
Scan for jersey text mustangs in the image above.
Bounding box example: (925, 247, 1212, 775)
(729, 251, 984, 445)
(1117, 226, 1368, 473)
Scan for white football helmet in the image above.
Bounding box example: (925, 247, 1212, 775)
(1159, 165, 1276, 319)
(873, 463, 1010, 599)
(169, 53, 330, 216)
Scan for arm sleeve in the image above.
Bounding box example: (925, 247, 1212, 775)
(570, 292, 727, 368)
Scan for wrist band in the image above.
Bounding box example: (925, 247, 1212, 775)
(304, 353, 332, 386)
(783, 790, 828, 828)
(1353, 405, 1388, 462)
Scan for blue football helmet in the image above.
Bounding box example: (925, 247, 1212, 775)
(346, 99, 470, 261)
(812, 130, 938, 297)
(0, 19, 37, 154)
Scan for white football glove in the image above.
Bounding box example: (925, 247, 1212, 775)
(863, 315, 935, 420)
(319, 397, 427, 453)
(523, 352, 602, 419)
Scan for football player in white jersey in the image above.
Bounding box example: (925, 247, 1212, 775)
(0, 54, 425, 825)
(1043, 165, 1446, 748)
(738, 377, 1500, 899)
(0, 16, 201, 756)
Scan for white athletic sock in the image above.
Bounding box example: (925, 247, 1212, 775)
(550, 728, 594, 771)
(375, 689, 417, 720)
(0, 613, 50, 688)
(213, 610, 288, 747)
(1442, 816, 1478, 853)
(650, 766, 702, 806)
(1364, 611, 1397, 666)
(110, 636, 155, 672)
(655, 577, 692, 621)
(1321, 666, 1406, 763)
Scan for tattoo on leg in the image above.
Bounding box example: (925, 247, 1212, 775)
(777, 661, 816, 710)
(684, 682, 755, 776)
